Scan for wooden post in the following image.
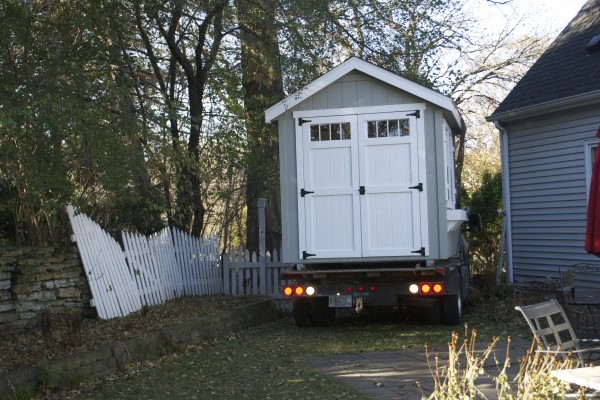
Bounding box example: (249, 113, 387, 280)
(258, 198, 267, 295)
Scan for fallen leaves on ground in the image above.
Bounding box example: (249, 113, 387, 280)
(0, 295, 265, 375)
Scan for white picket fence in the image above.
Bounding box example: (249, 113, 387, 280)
(67, 206, 222, 319)
(121, 228, 221, 305)
(68, 198, 294, 319)
(222, 248, 293, 311)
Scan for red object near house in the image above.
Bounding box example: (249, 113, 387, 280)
(585, 127, 600, 257)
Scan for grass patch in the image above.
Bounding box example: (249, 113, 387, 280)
(52, 303, 530, 400)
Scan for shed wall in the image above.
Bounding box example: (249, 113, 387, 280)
(505, 104, 600, 283)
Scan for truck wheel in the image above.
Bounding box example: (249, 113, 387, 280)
(442, 285, 462, 325)
(311, 297, 335, 326)
(293, 298, 312, 327)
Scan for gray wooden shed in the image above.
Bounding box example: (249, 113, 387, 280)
(487, 0, 600, 284)
(265, 57, 467, 265)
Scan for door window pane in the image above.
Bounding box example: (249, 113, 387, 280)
(331, 123, 341, 140)
(377, 121, 387, 137)
(368, 121, 377, 138)
(310, 125, 319, 141)
(399, 119, 410, 136)
(389, 120, 399, 137)
(342, 123, 351, 140)
(320, 124, 330, 141)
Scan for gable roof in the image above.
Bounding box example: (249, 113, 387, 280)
(265, 57, 463, 130)
(488, 0, 600, 122)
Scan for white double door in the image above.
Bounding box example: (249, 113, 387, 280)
(297, 110, 426, 259)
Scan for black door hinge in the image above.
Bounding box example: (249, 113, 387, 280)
(302, 251, 316, 259)
(407, 110, 420, 118)
(359, 186, 366, 195)
(300, 188, 314, 197)
(409, 183, 423, 192)
(411, 247, 426, 256)
(298, 118, 312, 126)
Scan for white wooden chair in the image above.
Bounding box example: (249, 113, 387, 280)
(515, 299, 600, 367)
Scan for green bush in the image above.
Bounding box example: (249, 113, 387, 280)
(462, 170, 504, 276)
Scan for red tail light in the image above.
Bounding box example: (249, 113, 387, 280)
(294, 286, 304, 296)
(415, 283, 444, 295)
(283, 286, 293, 297)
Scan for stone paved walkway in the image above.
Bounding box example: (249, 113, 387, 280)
(297, 340, 532, 399)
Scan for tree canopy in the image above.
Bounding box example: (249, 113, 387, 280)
(0, 0, 550, 251)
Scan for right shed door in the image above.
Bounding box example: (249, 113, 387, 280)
(357, 112, 423, 257)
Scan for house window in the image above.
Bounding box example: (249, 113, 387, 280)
(443, 121, 456, 209)
(585, 139, 599, 199)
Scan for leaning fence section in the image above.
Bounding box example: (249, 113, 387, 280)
(67, 205, 143, 319)
(67, 206, 222, 320)
(222, 248, 293, 311)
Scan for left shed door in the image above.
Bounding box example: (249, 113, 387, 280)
(297, 115, 361, 259)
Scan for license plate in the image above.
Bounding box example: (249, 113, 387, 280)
(328, 295, 352, 308)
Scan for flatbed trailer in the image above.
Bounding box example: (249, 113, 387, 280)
(282, 255, 470, 325)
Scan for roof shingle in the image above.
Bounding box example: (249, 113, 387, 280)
(489, 0, 600, 119)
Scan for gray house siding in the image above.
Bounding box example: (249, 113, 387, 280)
(276, 72, 454, 264)
(505, 104, 600, 282)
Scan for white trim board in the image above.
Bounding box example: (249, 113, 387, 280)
(293, 104, 426, 119)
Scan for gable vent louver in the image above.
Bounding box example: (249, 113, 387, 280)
(585, 34, 600, 54)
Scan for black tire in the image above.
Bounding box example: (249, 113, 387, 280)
(293, 298, 312, 327)
(311, 297, 336, 326)
(442, 282, 463, 325)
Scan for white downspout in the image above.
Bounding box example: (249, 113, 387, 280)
(494, 121, 514, 283)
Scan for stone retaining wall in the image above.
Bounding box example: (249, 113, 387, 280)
(0, 300, 278, 399)
(0, 246, 92, 335)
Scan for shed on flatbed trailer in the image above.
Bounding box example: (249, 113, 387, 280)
(265, 57, 467, 266)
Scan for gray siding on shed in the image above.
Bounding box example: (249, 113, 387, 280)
(506, 104, 600, 282)
(276, 72, 455, 264)
(278, 113, 298, 263)
(294, 71, 422, 111)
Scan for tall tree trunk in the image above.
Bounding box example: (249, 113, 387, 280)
(153, 1, 226, 236)
(237, 0, 284, 253)
(187, 82, 206, 235)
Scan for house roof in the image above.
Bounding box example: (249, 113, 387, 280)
(265, 57, 463, 130)
(488, 0, 600, 122)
